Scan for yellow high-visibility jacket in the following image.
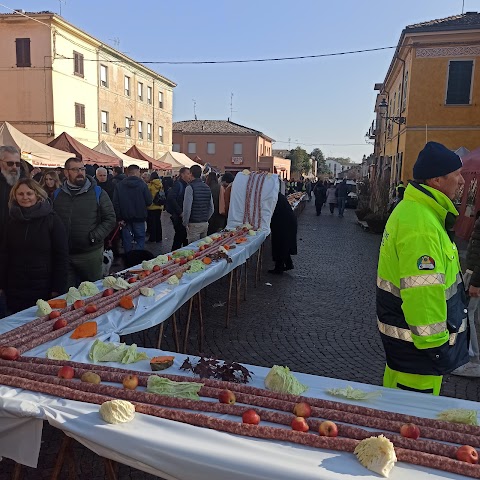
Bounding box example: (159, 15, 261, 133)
(377, 182, 469, 376)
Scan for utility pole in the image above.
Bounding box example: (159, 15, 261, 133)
(462, 0, 465, 14)
(230, 93, 234, 119)
(58, 0, 66, 15)
(193, 99, 197, 120)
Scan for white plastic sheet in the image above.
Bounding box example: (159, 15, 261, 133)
(0, 346, 478, 479)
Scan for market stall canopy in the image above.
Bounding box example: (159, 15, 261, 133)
(157, 151, 201, 170)
(124, 145, 171, 170)
(454, 145, 480, 241)
(0, 122, 71, 168)
(48, 132, 118, 166)
(93, 141, 149, 169)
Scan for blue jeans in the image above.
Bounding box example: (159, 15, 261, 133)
(337, 197, 346, 217)
(122, 221, 146, 253)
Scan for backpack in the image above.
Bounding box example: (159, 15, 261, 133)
(53, 185, 102, 205)
(152, 189, 166, 206)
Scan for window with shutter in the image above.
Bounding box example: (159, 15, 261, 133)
(446, 60, 473, 105)
(124, 76, 130, 96)
(147, 86, 152, 104)
(74, 51, 84, 77)
(158, 126, 164, 143)
(138, 121, 143, 139)
(158, 91, 164, 109)
(75, 103, 85, 127)
(15, 38, 31, 67)
(100, 65, 108, 87)
(147, 123, 152, 140)
(101, 111, 108, 132)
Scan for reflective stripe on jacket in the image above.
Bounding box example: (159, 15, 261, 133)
(376, 182, 469, 376)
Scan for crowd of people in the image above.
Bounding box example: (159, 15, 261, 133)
(0, 146, 236, 317)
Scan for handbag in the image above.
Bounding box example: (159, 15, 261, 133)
(152, 189, 166, 206)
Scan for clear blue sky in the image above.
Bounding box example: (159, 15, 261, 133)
(0, 0, 475, 161)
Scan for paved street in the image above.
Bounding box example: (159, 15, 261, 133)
(4, 200, 480, 479)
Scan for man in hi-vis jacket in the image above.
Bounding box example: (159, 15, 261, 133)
(377, 142, 469, 395)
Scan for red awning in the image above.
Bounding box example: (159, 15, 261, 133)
(124, 145, 171, 170)
(48, 132, 118, 166)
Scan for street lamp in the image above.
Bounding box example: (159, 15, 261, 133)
(378, 99, 406, 125)
(113, 115, 135, 135)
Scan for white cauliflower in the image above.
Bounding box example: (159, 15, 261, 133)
(36, 299, 52, 316)
(354, 435, 397, 478)
(140, 287, 155, 297)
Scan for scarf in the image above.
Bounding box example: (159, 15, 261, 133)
(9, 199, 52, 222)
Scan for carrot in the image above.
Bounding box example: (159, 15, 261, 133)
(70, 321, 97, 339)
(47, 299, 67, 309)
(119, 295, 134, 310)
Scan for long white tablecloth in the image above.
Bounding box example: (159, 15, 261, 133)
(1, 339, 479, 479)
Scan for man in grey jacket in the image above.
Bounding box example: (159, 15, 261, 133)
(182, 165, 213, 243)
(53, 158, 116, 287)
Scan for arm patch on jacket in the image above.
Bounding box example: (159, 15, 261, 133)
(417, 255, 435, 270)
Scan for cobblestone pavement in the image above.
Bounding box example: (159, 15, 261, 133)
(4, 202, 480, 479)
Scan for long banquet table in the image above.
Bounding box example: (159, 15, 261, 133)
(0, 342, 478, 480)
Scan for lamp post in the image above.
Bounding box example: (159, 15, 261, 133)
(113, 115, 135, 136)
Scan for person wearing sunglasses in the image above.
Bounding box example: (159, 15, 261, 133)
(53, 157, 116, 288)
(0, 145, 23, 317)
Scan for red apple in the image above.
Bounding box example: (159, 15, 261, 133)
(85, 304, 97, 314)
(0, 346, 20, 360)
(456, 445, 479, 464)
(49, 310, 61, 319)
(144, 269, 151, 276)
(199, 245, 205, 251)
(293, 402, 312, 418)
(291, 416, 309, 432)
(73, 299, 85, 310)
(230, 232, 235, 237)
(53, 318, 67, 330)
(400, 423, 420, 440)
(174, 258, 181, 264)
(194, 252, 201, 258)
(128, 277, 137, 284)
(319, 421, 338, 437)
(58, 366, 74, 379)
(152, 265, 161, 272)
(102, 288, 114, 297)
(180, 258, 187, 265)
(122, 374, 139, 390)
(162, 269, 170, 276)
(242, 409, 260, 425)
(218, 389, 236, 405)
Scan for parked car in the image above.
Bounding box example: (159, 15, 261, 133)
(335, 180, 358, 208)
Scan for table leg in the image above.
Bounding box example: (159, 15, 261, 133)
(197, 292, 204, 353)
(244, 260, 248, 301)
(156, 322, 165, 350)
(172, 312, 180, 352)
(12, 462, 22, 480)
(255, 247, 261, 288)
(50, 434, 72, 480)
(235, 267, 240, 317)
(103, 457, 118, 480)
(183, 298, 194, 353)
(225, 270, 234, 328)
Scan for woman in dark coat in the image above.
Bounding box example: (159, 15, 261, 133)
(268, 192, 297, 275)
(206, 172, 225, 234)
(313, 181, 327, 216)
(0, 178, 68, 313)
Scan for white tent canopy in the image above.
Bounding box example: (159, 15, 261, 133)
(455, 146, 470, 159)
(0, 122, 71, 168)
(93, 140, 149, 169)
(157, 151, 201, 171)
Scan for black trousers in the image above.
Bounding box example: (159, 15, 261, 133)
(147, 210, 163, 242)
(171, 215, 188, 250)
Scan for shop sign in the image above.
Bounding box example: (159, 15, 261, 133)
(231, 156, 243, 165)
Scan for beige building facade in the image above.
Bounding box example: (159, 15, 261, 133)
(0, 11, 175, 158)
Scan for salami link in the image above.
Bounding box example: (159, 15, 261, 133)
(396, 448, 480, 479)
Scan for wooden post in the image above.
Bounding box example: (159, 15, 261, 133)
(225, 270, 234, 328)
(50, 434, 72, 480)
(196, 292, 204, 353)
(183, 298, 194, 353)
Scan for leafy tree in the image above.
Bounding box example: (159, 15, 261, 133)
(310, 148, 329, 174)
(287, 147, 310, 175)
